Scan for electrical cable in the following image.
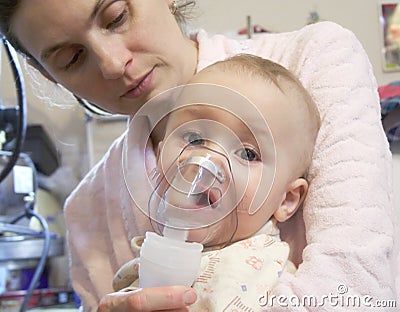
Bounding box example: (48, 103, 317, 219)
(0, 37, 26, 183)
(10, 203, 51, 312)
(0, 36, 56, 312)
(6, 152, 48, 312)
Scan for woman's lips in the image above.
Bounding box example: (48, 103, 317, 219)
(122, 68, 154, 99)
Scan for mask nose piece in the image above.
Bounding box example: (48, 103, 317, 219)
(179, 156, 226, 183)
(177, 155, 226, 210)
(177, 155, 227, 196)
(148, 145, 237, 230)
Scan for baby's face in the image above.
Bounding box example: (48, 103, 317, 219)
(157, 70, 305, 246)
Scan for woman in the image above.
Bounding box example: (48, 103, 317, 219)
(0, 0, 397, 311)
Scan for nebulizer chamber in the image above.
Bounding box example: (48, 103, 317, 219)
(122, 84, 275, 288)
(140, 140, 237, 287)
(139, 231, 202, 288)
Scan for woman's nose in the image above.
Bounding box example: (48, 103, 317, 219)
(90, 37, 130, 80)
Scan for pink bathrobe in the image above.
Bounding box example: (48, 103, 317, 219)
(65, 21, 399, 311)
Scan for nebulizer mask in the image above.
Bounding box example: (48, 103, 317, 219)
(122, 84, 276, 287)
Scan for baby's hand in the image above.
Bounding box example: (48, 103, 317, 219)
(113, 257, 140, 291)
(113, 235, 144, 291)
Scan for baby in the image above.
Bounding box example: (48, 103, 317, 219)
(115, 54, 320, 310)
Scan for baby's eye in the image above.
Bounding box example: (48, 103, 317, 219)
(236, 148, 260, 162)
(183, 132, 204, 145)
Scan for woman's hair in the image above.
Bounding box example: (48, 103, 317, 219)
(172, 0, 197, 34)
(0, 1, 37, 66)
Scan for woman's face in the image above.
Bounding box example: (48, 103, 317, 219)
(11, 0, 198, 115)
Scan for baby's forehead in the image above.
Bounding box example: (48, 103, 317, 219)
(170, 104, 232, 117)
(166, 104, 267, 144)
(188, 68, 290, 113)
(167, 105, 247, 128)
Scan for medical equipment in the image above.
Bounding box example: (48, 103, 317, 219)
(140, 143, 238, 287)
(123, 84, 276, 287)
(0, 38, 65, 312)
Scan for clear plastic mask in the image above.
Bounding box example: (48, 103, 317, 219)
(150, 144, 237, 230)
(122, 84, 276, 245)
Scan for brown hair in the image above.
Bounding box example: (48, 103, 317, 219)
(0, 1, 35, 63)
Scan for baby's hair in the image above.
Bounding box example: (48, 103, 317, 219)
(209, 54, 320, 128)
(205, 54, 321, 177)
(215, 54, 298, 93)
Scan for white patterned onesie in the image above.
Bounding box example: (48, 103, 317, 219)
(191, 223, 291, 311)
(115, 221, 293, 312)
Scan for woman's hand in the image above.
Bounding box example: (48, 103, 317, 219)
(98, 286, 197, 312)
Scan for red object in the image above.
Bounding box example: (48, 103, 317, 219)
(378, 82, 400, 99)
(238, 25, 270, 35)
(0, 288, 74, 309)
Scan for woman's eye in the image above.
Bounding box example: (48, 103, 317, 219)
(107, 9, 127, 29)
(105, 2, 129, 30)
(236, 148, 260, 162)
(184, 132, 204, 145)
(65, 49, 84, 70)
(55, 47, 84, 71)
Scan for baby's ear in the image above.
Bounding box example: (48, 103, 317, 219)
(274, 178, 308, 222)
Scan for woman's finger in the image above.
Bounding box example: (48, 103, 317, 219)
(98, 286, 197, 312)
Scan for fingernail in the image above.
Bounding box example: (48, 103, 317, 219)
(183, 289, 196, 305)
